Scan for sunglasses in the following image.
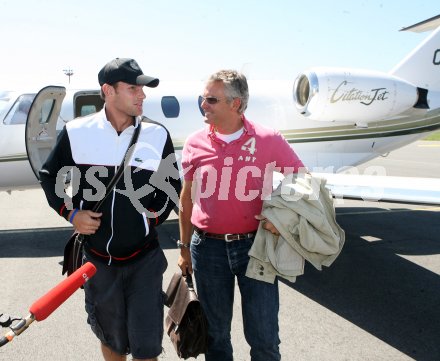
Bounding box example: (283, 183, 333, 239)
(198, 95, 222, 105)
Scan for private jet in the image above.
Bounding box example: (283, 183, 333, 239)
(1, 15, 440, 204)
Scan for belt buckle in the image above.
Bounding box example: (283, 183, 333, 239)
(224, 234, 234, 242)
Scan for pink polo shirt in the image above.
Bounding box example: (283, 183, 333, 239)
(182, 116, 304, 234)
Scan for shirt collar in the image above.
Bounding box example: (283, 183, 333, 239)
(100, 105, 140, 133)
(241, 115, 255, 136)
(208, 114, 254, 139)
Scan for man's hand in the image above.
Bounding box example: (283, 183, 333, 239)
(178, 248, 193, 275)
(70, 210, 102, 234)
(178, 180, 194, 276)
(255, 214, 280, 236)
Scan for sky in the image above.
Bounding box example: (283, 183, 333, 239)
(0, 0, 439, 89)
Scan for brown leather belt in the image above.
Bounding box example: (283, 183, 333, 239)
(194, 226, 256, 242)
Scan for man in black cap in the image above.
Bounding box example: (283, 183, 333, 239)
(39, 58, 180, 361)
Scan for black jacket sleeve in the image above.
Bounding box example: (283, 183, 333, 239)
(39, 127, 75, 220)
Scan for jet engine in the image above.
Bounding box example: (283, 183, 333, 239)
(293, 67, 428, 126)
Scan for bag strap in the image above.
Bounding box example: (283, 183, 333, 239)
(92, 120, 141, 212)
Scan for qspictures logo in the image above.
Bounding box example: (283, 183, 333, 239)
(54, 141, 389, 216)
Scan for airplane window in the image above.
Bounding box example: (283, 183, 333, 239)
(198, 96, 205, 116)
(81, 105, 97, 116)
(3, 94, 35, 125)
(74, 93, 104, 118)
(161, 96, 180, 118)
(40, 99, 56, 124)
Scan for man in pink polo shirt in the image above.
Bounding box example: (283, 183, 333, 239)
(178, 70, 304, 361)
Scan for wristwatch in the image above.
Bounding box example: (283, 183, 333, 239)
(177, 240, 191, 249)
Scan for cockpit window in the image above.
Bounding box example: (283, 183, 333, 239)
(3, 94, 35, 125)
(0, 92, 11, 111)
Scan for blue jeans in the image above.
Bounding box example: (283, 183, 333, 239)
(191, 232, 281, 361)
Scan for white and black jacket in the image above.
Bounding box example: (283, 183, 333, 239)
(39, 108, 181, 264)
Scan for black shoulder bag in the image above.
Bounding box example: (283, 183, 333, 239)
(62, 122, 141, 276)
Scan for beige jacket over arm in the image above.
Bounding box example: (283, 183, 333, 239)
(246, 174, 345, 283)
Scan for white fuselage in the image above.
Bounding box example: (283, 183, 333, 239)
(1, 80, 438, 191)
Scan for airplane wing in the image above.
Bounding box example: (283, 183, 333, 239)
(314, 173, 440, 205)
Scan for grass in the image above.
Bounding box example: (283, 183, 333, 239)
(423, 131, 440, 141)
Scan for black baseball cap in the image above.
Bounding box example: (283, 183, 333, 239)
(98, 58, 159, 87)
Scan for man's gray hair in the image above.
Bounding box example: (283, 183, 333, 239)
(208, 70, 249, 113)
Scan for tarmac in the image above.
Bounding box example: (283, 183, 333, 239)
(0, 141, 439, 361)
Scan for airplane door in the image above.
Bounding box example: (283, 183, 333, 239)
(25, 86, 66, 180)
